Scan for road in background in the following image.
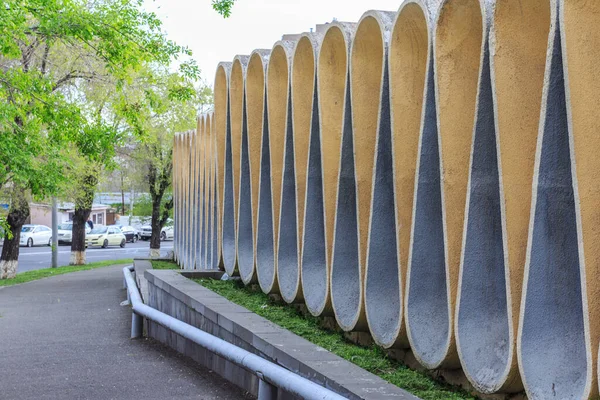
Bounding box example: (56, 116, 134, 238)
(16, 241, 174, 273)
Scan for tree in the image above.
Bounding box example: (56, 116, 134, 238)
(122, 70, 212, 257)
(0, 188, 29, 279)
(212, 0, 237, 17)
(0, 0, 199, 277)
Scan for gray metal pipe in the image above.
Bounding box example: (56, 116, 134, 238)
(258, 377, 278, 400)
(122, 267, 346, 400)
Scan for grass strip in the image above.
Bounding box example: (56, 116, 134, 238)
(151, 260, 180, 270)
(191, 277, 475, 400)
(0, 258, 134, 287)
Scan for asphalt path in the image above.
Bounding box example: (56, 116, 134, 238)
(14, 240, 174, 273)
(0, 265, 248, 400)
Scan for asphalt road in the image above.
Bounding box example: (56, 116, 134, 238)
(15, 240, 174, 273)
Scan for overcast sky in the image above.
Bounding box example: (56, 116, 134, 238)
(144, 0, 405, 87)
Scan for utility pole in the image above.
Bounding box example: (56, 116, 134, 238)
(130, 187, 134, 219)
(121, 171, 126, 215)
(51, 197, 58, 268)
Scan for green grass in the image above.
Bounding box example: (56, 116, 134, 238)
(193, 278, 475, 400)
(151, 260, 180, 270)
(0, 258, 134, 287)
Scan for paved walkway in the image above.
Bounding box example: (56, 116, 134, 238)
(0, 265, 249, 400)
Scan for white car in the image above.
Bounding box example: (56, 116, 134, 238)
(57, 222, 91, 245)
(139, 224, 174, 241)
(85, 226, 127, 248)
(161, 225, 174, 241)
(20, 224, 52, 247)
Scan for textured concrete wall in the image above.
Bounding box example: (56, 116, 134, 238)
(277, 34, 322, 305)
(385, 0, 429, 351)
(518, 2, 591, 398)
(212, 62, 231, 270)
(561, 1, 600, 397)
(255, 41, 295, 294)
(330, 11, 395, 334)
(238, 49, 270, 284)
(172, 0, 600, 397)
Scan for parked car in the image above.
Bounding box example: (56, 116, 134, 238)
(140, 224, 174, 241)
(20, 224, 52, 247)
(57, 222, 91, 245)
(85, 226, 126, 248)
(114, 225, 139, 243)
(161, 225, 174, 241)
(139, 225, 152, 241)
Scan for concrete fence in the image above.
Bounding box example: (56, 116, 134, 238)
(173, 0, 600, 397)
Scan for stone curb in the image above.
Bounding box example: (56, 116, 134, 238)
(144, 269, 419, 400)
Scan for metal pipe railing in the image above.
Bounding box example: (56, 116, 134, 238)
(123, 266, 347, 400)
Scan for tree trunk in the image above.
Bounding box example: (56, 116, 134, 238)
(147, 143, 173, 258)
(150, 198, 161, 258)
(0, 193, 29, 279)
(70, 206, 91, 265)
(70, 173, 97, 265)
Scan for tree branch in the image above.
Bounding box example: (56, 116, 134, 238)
(52, 70, 97, 91)
(40, 40, 50, 75)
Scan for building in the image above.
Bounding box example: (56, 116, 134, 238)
(29, 203, 110, 227)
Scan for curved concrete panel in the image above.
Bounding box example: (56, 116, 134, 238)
(198, 115, 205, 269)
(300, 22, 355, 316)
(404, 50, 447, 370)
(223, 56, 249, 275)
(190, 121, 198, 269)
(364, 0, 428, 350)
(277, 34, 322, 304)
(183, 129, 190, 267)
(202, 113, 213, 269)
(211, 113, 220, 270)
(385, 0, 429, 350)
(205, 113, 216, 270)
(238, 50, 270, 284)
(435, 2, 483, 360)
(191, 118, 199, 269)
(236, 86, 253, 277)
(173, 133, 180, 263)
(454, 2, 510, 392)
(179, 131, 187, 266)
(406, 0, 482, 369)
(331, 10, 393, 338)
(518, 8, 589, 398)
(456, 1, 550, 392)
(186, 128, 195, 270)
(257, 41, 295, 294)
(199, 116, 206, 269)
(214, 62, 232, 270)
(319, 22, 358, 323)
(561, 0, 600, 396)
(178, 131, 185, 267)
(184, 131, 194, 270)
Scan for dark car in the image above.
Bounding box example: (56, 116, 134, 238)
(112, 225, 139, 243)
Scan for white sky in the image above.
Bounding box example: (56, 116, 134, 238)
(143, 0, 405, 87)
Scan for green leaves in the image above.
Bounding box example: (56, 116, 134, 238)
(0, 0, 200, 200)
(212, 0, 237, 18)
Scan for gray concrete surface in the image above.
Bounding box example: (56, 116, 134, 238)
(0, 265, 249, 400)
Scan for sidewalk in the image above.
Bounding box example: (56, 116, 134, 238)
(0, 265, 249, 400)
